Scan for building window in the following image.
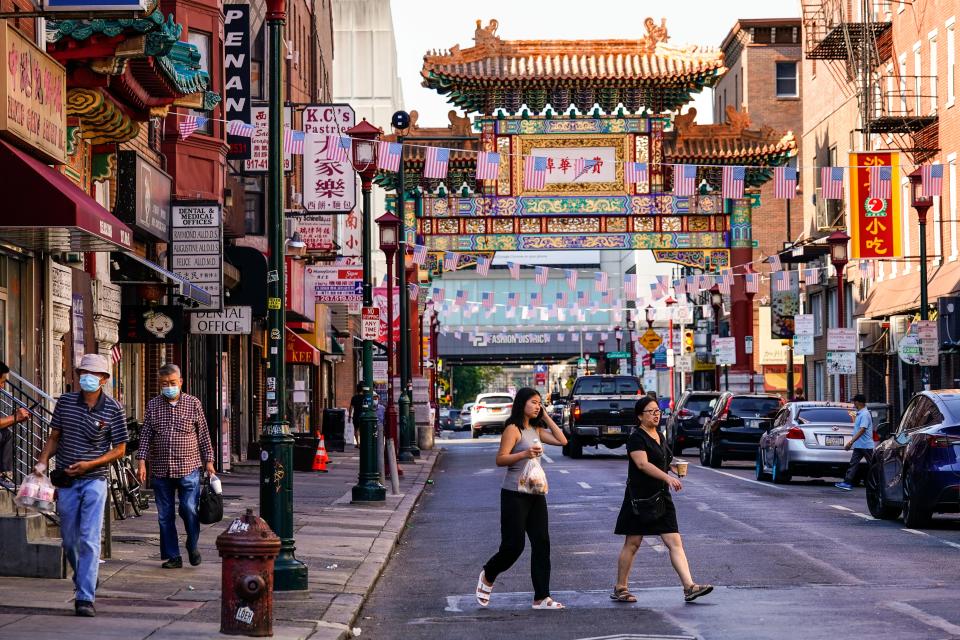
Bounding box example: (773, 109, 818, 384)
(950, 154, 958, 259)
(187, 30, 213, 135)
(244, 189, 264, 235)
(811, 293, 823, 336)
(929, 32, 938, 113)
(948, 20, 956, 107)
(814, 361, 825, 401)
(775, 61, 799, 97)
(826, 288, 837, 329)
(913, 43, 922, 114)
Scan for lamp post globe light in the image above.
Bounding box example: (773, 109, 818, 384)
(826, 229, 850, 401)
(261, 0, 307, 591)
(376, 211, 401, 467)
(598, 340, 606, 375)
(348, 119, 387, 503)
(909, 169, 934, 390)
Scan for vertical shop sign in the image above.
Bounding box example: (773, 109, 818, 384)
(72, 294, 85, 365)
(302, 104, 356, 213)
(849, 151, 902, 259)
(224, 5, 251, 160)
(171, 202, 223, 310)
(244, 105, 293, 172)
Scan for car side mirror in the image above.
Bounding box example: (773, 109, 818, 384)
(876, 421, 892, 440)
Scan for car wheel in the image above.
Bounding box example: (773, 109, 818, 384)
(699, 437, 709, 466)
(568, 433, 583, 459)
(755, 449, 771, 481)
(707, 439, 722, 468)
(771, 453, 792, 484)
(866, 464, 900, 520)
(561, 440, 570, 457)
(901, 472, 931, 528)
(472, 430, 480, 439)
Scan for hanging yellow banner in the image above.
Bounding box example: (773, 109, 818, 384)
(848, 151, 903, 259)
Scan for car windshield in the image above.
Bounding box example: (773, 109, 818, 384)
(730, 397, 781, 417)
(797, 407, 855, 424)
(575, 378, 641, 394)
(480, 396, 512, 405)
(448, 410, 460, 418)
(684, 396, 717, 414)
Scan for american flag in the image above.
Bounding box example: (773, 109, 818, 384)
(227, 120, 255, 137)
(675, 278, 686, 295)
(577, 290, 587, 305)
(524, 156, 548, 189)
(557, 333, 565, 343)
(284, 129, 305, 155)
(869, 165, 892, 200)
(431, 287, 443, 304)
(820, 166, 845, 200)
(377, 141, 402, 172)
(412, 244, 428, 265)
(444, 252, 458, 272)
(673, 164, 697, 197)
(721, 166, 746, 200)
(556, 291, 568, 306)
(424, 147, 450, 179)
(481, 291, 494, 309)
(774, 166, 797, 199)
(507, 292, 519, 308)
(475, 151, 501, 180)
(455, 290, 467, 307)
(506, 306, 516, 318)
(530, 291, 542, 307)
(624, 274, 637, 300)
(326, 135, 351, 162)
(111, 344, 122, 364)
(508, 261, 520, 279)
(803, 268, 819, 286)
(594, 271, 609, 292)
(718, 278, 731, 295)
(573, 158, 598, 179)
(476, 255, 491, 276)
(535, 266, 549, 286)
(772, 271, 794, 293)
(178, 115, 207, 139)
(651, 275, 668, 299)
(922, 163, 944, 197)
(625, 162, 648, 185)
(767, 254, 783, 272)
(564, 269, 578, 291)
(745, 273, 760, 294)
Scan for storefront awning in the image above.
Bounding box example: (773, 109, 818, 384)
(110, 252, 212, 306)
(857, 259, 960, 319)
(0, 140, 134, 252)
(286, 328, 321, 366)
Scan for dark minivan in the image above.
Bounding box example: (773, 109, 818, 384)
(700, 393, 784, 468)
(664, 390, 720, 454)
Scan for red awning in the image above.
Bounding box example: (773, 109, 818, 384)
(0, 140, 133, 252)
(285, 327, 321, 366)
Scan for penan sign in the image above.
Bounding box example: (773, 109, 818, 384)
(224, 5, 251, 160)
(0, 23, 67, 164)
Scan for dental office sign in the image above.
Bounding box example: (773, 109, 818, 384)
(171, 203, 223, 311)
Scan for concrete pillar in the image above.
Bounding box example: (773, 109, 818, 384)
(46, 259, 73, 400)
(92, 280, 122, 397)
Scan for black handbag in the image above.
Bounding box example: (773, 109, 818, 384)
(50, 468, 74, 488)
(627, 484, 666, 522)
(198, 475, 223, 524)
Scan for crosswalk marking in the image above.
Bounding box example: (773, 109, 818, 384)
(578, 481, 592, 489)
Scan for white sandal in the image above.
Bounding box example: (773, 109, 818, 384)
(532, 597, 565, 610)
(475, 571, 493, 607)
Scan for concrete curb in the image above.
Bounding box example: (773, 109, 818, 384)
(316, 451, 440, 639)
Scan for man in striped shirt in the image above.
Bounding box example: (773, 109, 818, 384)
(36, 353, 128, 618)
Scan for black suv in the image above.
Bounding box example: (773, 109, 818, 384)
(664, 390, 720, 455)
(700, 393, 784, 468)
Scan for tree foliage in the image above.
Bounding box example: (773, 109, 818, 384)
(452, 365, 503, 407)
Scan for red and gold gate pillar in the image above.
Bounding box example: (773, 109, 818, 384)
(729, 199, 754, 378)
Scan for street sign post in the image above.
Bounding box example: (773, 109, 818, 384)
(361, 307, 380, 341)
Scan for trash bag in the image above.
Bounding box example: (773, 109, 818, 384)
(517, 457, 548, 495)
(198, 474, 223, 524)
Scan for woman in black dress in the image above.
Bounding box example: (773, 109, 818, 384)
(612, 395, 712, 603)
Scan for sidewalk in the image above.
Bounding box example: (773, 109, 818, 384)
(0, 448, 439, 640)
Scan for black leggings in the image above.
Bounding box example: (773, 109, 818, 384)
(482, 489, 551, 601)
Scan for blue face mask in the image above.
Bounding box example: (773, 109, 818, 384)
(161, 385, 180, 400)
(79, 374, 102, 393)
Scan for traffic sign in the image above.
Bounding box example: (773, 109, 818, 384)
(361, 307, 380, 341)
(639, 329, 662, 352)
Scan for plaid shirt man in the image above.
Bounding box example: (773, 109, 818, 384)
(137, 393, 213, 478)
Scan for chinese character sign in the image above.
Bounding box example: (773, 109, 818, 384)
(243, 105, 292, 173)
(849, 152, 902, 259)
(529, 146, 617, 184)
(303, 104, 356, 213)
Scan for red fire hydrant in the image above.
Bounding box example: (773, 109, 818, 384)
(217, 509, 282, 637)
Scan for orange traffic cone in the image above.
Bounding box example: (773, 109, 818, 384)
(318, 436, 330, 464)
(312, 438, 329, 472)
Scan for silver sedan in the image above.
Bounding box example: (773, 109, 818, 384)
(756, 402, 859, 484)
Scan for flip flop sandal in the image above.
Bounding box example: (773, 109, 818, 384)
(475, 571, 493, 607)
(684, 584, 714, 602)
(610, 587, 637, 603)
(531, 597, 565, 610)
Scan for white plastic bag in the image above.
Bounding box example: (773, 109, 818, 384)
(517, 457, 548, 495)
(14, 474, 40, 508)
(15, 473, 56, 514)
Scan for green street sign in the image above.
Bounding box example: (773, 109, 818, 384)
(577, 357, 597, 365)
(605, 351, 631, 359)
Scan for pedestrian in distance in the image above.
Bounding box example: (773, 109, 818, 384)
(791, 390, 806, 402)
(136, 364, 216, 568)
(0, 361, 32, 489)
(835, 393, 874, 491)
(476, 387, 568, 610)
(612, 395, 713, 603)
(350, 383, 365, 447)
(35, 354, 128, 617)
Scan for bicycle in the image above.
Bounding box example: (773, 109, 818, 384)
(109, 418, 150, 520)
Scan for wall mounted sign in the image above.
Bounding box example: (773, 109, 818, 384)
(302, 104, 356, 213)
(304, 265, 362, 306)
(171, 202, 222, 310)
(290, 216, 335, 251)
(119, 305, 184, 343)
(114, 151, 171, 242)
(244, 105, 292, 172)
(849, 151, 902, 259)
(827, 327, 857, 352)
(224, 5, 251, 160)
(190, 306, 252, 335)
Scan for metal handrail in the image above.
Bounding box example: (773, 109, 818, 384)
(0, 377, 54, 487)
(8, 371, 54, 406)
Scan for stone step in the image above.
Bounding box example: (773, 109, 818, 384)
(0, 512, 65, 578)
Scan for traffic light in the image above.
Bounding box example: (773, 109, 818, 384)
(683, 329, 694, 354)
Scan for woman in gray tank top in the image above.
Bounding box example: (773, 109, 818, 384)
(475, 387, 568, 610)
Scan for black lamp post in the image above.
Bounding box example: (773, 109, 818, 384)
(909, 169, 934, 390)
(598, 340, 606, 374)
(711, 285, 723, 391)
(348, 118, 387, 503)
(626, 314, 636, 376)
(827, 229, 850, 401)
(645, 304, 655, 329)
(376, 211, 400, 461)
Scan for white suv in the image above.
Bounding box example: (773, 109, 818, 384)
(471, 393, 514, 438)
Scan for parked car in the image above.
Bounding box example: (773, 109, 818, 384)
(700, 393, 784, 468)
(756, 402, 858, 484)
(460, 403, 475, 432)
(561, 375, 644, 458)
(664, 390, 720, 454)
(471, 393, 514, 438)
(547, 397, 568, 425)
(866, 390, 960, 527)
(440, 409, 463, 431)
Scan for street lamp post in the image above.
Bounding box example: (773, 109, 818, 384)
(376, 211, 400, 466)
(626, 314, 636, 377)
(348, 119, 387, 503)
(664, 295, 677, 409)
(827, 230, 850, 402)
(598, 340, 606, 374)
(261, 0, 308, 591)
(909, 169, 934, 390)
(711, 285, 723, 392)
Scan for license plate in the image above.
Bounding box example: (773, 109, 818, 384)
(607, 426, 622, 434)
(494, 408, 506, 413)
(825, 435, 844, 447)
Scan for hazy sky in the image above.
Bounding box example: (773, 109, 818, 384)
(391, 0, 802, 126)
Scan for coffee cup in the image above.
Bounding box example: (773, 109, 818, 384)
(674, 460, 688, 477)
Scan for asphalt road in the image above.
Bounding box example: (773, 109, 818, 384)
(357, 433, 960, 640)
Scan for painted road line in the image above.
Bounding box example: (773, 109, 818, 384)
(830, 504, 853, 511)
(693, 465, 788, 490)
(473, 468, 495, 475)
(831, 504, 874, 520)
(444, 596, 462, 612)
(577, 481, 592, 489)
(901, 528, 929, 536)
(887, 601, 960, 636)
(902, 528, 960, 550)
(541, 453, 554, 464)
(558, 469, 569, 474)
